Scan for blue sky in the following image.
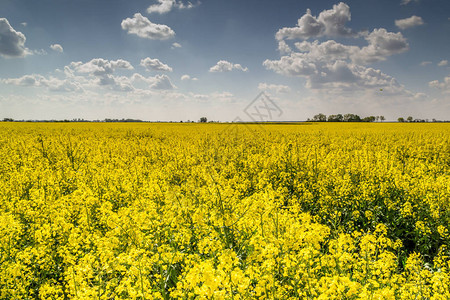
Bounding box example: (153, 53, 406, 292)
(0, 0, 449, 121)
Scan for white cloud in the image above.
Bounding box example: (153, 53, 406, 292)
(277, 40, 292, 54)
(140, 57, 173, 72)
(265, 21, 409, 95)
(438, 60, 448, 67)
(0, 18, 29, 58)
(50, 44, 64, 53)
(121, 13, 175, 40)
(395, 16, 424, 30)
(147, 0, 198, 14)
(150, 75, 176, 90)
(66, 58, 135, 92)
(172, 42, 182, 49)
(263, 53, 317, 77)
(33, 49, 48, 56)
(353, 29, 409, 64)
(131, 73, 176, 90)
(258, 83, 291, 93)
(275, 2, 354, 41)
(429, 76, 450, 92)
(209, 60, 248, 72)
(420, 61, 432, 66)
(181, 74, 198, 81)
(2, 74, 45, 87)
(2, 74, 83, 92)
(70, 58, 133, 76)
(21, 22, 27, 27)
(264, 50, 409, 93)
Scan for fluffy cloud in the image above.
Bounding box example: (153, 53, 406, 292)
(50, 44, 64, 53)
(2, 74, 45, 87)
(438, 60, 448, 67)
(429, 76, 450, 92)
(258, 83, 291, 93)
(279, 31, 407, 66)
(270, 3, 412, 97)
(2, 74, 83, 92)
(121, 13, 175, 40)
(275, 2, 354, 41)
(209, 60, 248, 72)
(263, 53, 317, 77)
(2, 58, 179, 93)
(353, 29, 409, 64)
(70, 58, 133, 76)
(131, 73, 176, 90)
(140, 57, 173, 72)
(172, 42, 182, 49)
(181, 74, 198, 81)
(0, 18, 29, 58)
(395, 16, 424, 30)
(264, 54, 404, 92)
(67, 58, 135, 91)
(277, 40, 292, 54)
(147, 0, 197, 14)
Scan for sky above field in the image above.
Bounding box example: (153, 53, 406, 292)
(0, 0, 449, 121)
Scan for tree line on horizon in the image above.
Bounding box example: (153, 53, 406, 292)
(308, 114, 444, 123)
(308, 113, 384, 122)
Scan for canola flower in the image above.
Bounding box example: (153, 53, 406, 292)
(0, 122, 448, 299)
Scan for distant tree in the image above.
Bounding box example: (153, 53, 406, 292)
(376, 116, 380, 122)
(2, 118, 14, 122)
(362, 116, 376, 122)
(380, 116, 385, 122)
(199, 117, 208, 123)
(313, 113, 327, 122)
(398, 117, 405, 122)
(328, 114, 343, 122)
(407, 116, 413, 122)
(343, 114, 361, 122)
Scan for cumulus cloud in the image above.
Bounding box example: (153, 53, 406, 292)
(353, 29, 409, 64)
(140, 57, 173, 72)
(70, 58, 133, 76)
(278, 40, 292, 54)
(172, 42, 182, 49)
(121, 13, 175, 40)
(276, 2, 354, 41)
(209, 60, 248, 72)
(147, 0, 198, 14)
(50, 44, 64, 53)
(131, 73, 176, 90)
(265, 19, 409, 94)
(438, 60, 448, 67)
(1, 57, 181, 95)
(67, 58, 135, 91)
(2, 74, 83, 92)
(264, 54, 403, 92)
(429, 76, 450, 92)
(0, 18, 29, 58)
(395, 16, 424, 30)
(181, 74, 198, 81)
(258, 83, 291, 93)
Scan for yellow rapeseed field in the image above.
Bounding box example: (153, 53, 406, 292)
(0, 122, 449, 299)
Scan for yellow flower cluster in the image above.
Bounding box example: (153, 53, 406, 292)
(0, 122, 448, 299)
